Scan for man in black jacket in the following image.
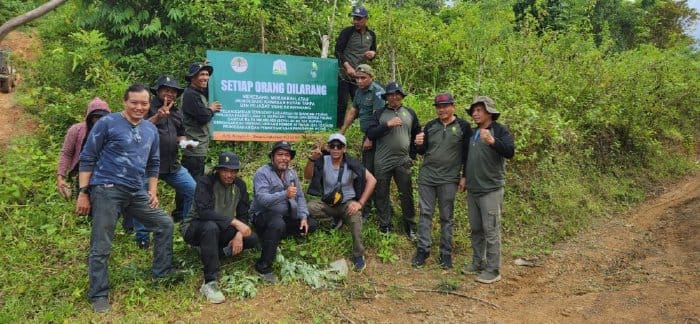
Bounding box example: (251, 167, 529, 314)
(182, 152, 258, 303)
(303, 133, 377, 271)
(463, 96, 515, 284)
(334, 5, 377, 128)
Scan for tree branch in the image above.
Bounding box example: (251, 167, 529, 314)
(0, 0, 68, 43)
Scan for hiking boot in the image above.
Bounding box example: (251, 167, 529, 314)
(462, 262, 484, 274)
(476, 270, 502, 284)
(411, 249, 430, 268)
(258, 271, 278, 284)
(353, 256, 366, 271)
(439, 254, 453, 269)
(137, 240, 150, 250)
(200, 281, 225, 304)
(91, 297, 110, 313)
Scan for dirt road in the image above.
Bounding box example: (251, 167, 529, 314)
(0, 31, 39, 147)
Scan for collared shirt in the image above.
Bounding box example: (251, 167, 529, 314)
(181, 86, 213, 157)
(466, 122, 515, 194)
(370, 105, 420, 174)
(417, 116, 471, 186)
(147, 97, 185, 174)
(79, 112, 160, 190)
(335, 26, 377, 80)
(352, 81, 385, 133)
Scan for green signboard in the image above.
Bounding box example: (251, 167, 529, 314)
(207, 50, 338, 142)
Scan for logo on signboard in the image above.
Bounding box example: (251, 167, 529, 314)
(272, 59, 287, 75)
(231, 57, 248, 73)
(310, 62, 318, 78)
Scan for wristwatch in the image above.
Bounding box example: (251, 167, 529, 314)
(79, 186, 90, 194)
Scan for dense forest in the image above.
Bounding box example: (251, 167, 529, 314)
(0, 0, 698, 321)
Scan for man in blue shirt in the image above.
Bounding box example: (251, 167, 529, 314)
(76, 84, 174, 313)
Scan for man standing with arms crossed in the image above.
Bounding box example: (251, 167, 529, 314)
(338, 64, 384, 221)
(335, 5, 377, 128)
(76, 84, 174, 313)
(182, 62, 221, 178)
(464, 96, 515, 284)
(411, 93, 472, 269)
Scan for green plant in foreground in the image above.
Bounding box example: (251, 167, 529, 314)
(219, 271, 259, 300)
(375, 233, 399, 263)
(276, 252, 345, 289)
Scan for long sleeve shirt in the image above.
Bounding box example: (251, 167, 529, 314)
(250, 163, 308, 220)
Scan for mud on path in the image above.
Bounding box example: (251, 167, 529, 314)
(0, 31, 40, 148)
(200, 171, 699, 323)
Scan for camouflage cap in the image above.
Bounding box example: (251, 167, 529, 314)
(468, 96, 500, 121)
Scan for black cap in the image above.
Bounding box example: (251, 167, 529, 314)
(381, 82, 408, 99)
(215, 152, 241, 170)
(269, 141, 296, 159)
(185, 62, 213, 82)
(150, 74, 184, 96)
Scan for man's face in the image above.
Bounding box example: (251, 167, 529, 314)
(272, 149, 292, 170)
(386, 92, 403, 108)
(352, 16, 368, 29)
(355, 72, 372, 89)
(435, 103, 455, 122)
(123, 90, 150, 122)
(217, 168, 239, 186)
(327, 141, 346, 160)
(192, 70, 210, 89)
(157, 87, 178, 103)
(470, 104, 492, 125)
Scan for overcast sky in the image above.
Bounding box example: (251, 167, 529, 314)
(688, 0, 700, 43)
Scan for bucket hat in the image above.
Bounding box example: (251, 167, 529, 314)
(185, 62, 213, 82)
(468, 96, 500, 121)
(150, 74, 184, 96)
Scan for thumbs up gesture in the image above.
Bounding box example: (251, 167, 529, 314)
(286, 181, 297, 199)
(415, 130, 425, 146)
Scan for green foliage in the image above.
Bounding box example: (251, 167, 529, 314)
(276, 252, 345, 289)
(219, 271, 259, 299)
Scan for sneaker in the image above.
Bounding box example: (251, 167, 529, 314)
(137, 240, 150, 250)
(406, 228, 417, 242)
(411, 250, 430, 268)
(439, 254, 453, 269)
(352, 256, 366, 271)
(200, 281, 225, 304)
(258, 271, 278, 284)
(462, 262, 484, 274)
(475, 270, 502, 284)
(91, 297, 110, 313)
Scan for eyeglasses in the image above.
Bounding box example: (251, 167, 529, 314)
(131, 126, 141, 143)
(328, 143, 345, 150)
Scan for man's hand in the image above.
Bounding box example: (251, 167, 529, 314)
(345, 66, 356, 78)
(286, 182, 297, 199)
(479, 128, 495, 145)
(75, 193, 91, 215)
(57, 176, 70, 200)
(148, 190, 159, 208)
(363, 50, 376, 60)
(230, 234, 244, 255)
(231, 219, 252, 237)
(347, 200, 363, 215)
(299, 218, 309, 235)
(362, 138, 373, 151)
(458, 177, 466, 192)
(309, 142, 323, 161)
(209, 101, 222, 113)
(387, 116, 403, 128)
(415, 131, 425, 146)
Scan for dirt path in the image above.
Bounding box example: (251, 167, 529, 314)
(0, 31, 40, 147)
(198, 170, 699, 323)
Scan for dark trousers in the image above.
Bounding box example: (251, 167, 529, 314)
(337, 78, 358, 128)
(374, 161, 416, 232)
(361, 144, 376, 219)
(184, 220, 259, 282)
(182, 155, 206, 178)
(253, 211, 318, 274)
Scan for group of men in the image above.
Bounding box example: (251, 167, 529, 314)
(68, 5, 515, 314)
(335, 5, 515, 284)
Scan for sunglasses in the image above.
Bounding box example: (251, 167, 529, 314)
(328, 143, 345, 150)
(131, 126, 141, 143)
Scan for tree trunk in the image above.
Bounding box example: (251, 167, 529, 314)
(0, 0, 68, 43)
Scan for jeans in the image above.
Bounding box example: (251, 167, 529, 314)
(182, 155, 206, 178)
(337, 77, 358, 128)
(308, 199, 365, 257)
(88, 185, 173, 301)
(417, 183, 457, 256)
(253, 210, 318, 274)
(134, 167, 196, 242)
(374, 160, 416, 232)
(467, 188, 504, 273)
(184, 219, 259, 282)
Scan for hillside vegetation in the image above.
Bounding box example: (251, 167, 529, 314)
(0, 0, 698, 321)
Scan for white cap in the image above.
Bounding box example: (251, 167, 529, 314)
(327, 133, 347, 145)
